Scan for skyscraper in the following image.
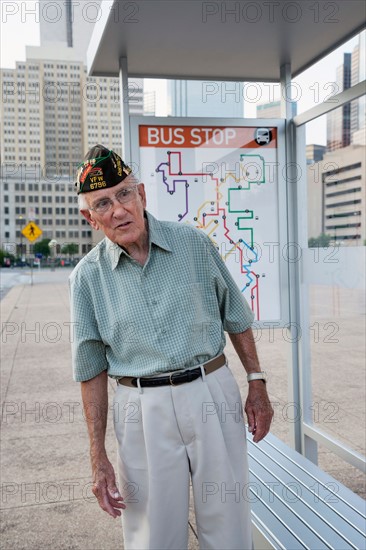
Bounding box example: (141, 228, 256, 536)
(350, 32, 366, 144)
(321, 144, 365, 245)
(326, 53, 352, 152)
(168, 80, 244, 118)
(256, 100, 297, 119)
(0, 1, 144, 256)
(39, 0, 101, 64)
(0, 49, 129, 167)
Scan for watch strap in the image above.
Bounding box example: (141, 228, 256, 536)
(247, 371, 266, 383)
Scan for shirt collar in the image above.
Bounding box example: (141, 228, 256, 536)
(106, 211, 172, 270)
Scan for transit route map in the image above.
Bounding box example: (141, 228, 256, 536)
(137, 125, 281, 321)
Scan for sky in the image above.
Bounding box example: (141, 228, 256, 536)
(1, 2, 363, 145)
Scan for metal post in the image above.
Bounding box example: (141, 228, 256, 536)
(119, 57, 131, 163)
(18, 215, 24, 265)
(280, 63, 302, 453)
(296, 125, 318, 464)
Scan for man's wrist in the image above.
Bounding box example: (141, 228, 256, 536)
(90, 445, 108, 462)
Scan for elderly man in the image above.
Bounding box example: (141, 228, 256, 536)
(70, 144, 273, 550)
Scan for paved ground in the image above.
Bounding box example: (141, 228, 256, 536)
(0, 268, 365, 549)
(0, 269, 33, 301)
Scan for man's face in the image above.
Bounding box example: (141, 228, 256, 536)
(81, 179, 147, 248)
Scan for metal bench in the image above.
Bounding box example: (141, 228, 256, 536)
(247, 431, 366, 550)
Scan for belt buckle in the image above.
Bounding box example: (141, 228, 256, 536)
(169, 372, 178, 386)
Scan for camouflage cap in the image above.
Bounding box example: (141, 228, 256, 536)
(75, 144, 132, 194)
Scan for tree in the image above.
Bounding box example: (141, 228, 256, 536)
(61, 243, 79, 256)
(33, 238, 51, 258)
(0, 248, 15, 266)
(308, 233, 332, 248)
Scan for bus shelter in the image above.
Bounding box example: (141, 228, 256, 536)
(86, 0, 366, 545)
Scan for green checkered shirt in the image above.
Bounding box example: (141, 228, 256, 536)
(69, 211, 254, 381)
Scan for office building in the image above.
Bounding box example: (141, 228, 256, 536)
(0, 172, 94, 257)
(306, 145, 326, 240)
(321, 144, 365, 245)
(39, 0, 101, 64)
(1, 48, 144, 254)
(306, 144, 326, 164)
(144, 91, 156, 116)
(1, 52, 121, 167)
(168, 80, 244, 117)
(256, 100, 297, 119)
(351, 32, 366, 144)
(326, 53, 352, 152)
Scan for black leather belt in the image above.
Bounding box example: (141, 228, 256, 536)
(117, 354, 226, 388)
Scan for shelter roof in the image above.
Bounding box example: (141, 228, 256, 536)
(87, 0, 365, 80)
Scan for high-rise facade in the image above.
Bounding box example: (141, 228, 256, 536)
(0, 173, 94, 257)
(39, 0, 101, 64)
(326, 53, 352, 152)
(306, 144, 326, 164)
(0, 0, 145, 258)
(256, 100, 297, 119)
(350, 32, 366, 144)
(0, 48, 145, 255)
(321, 144, 365, 245)
(168, 80, 244, 118)
(0, 49, 139, 166)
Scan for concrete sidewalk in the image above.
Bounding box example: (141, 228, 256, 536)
(1, 275, 119, 549)
(1, 271, 365, 549)
(0, 272, 201, 550)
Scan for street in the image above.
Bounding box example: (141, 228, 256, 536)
(0, 268, 73, 300)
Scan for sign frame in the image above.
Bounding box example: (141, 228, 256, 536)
(130, 116, 289, 327)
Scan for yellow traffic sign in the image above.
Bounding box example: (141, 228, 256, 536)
(22, 222, 42, 242)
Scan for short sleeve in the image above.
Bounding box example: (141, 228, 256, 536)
(201, 232, 255, 333)
(69, 275, 108, 382)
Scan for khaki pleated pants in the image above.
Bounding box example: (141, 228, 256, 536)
(113, 362, 253, 550)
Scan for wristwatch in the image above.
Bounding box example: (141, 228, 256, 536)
(247, 371, 267, 383)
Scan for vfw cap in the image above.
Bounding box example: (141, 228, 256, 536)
(75, 144, 132, 194)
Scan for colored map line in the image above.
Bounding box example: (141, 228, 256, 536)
(246, 271, 260, 320)
(240, 153, 265, 184)
(202, 208, 259, 317)
(228, 189, 254, 216)
(155, 150, 261, 318)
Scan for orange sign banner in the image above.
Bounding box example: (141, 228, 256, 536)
(139, 125, 277, 148)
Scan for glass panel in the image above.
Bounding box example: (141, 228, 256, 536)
(227, 329, 290, 445)
(150, 28, 364, 121)
(306, 107, 365, 245)
(294, 30, 365, 115)
(317, 444, 365, 499)
(303, 103, 365, 493)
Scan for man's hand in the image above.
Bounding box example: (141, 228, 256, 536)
(92, 456, 126, 518)
(245, 381, 273, 443)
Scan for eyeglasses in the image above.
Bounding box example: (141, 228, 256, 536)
(90, 186, 138, 214)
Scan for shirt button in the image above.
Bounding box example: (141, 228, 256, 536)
(151, 300, 157, 305)
(171, 358, 176, 364)
(161, 329, 167, 334)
